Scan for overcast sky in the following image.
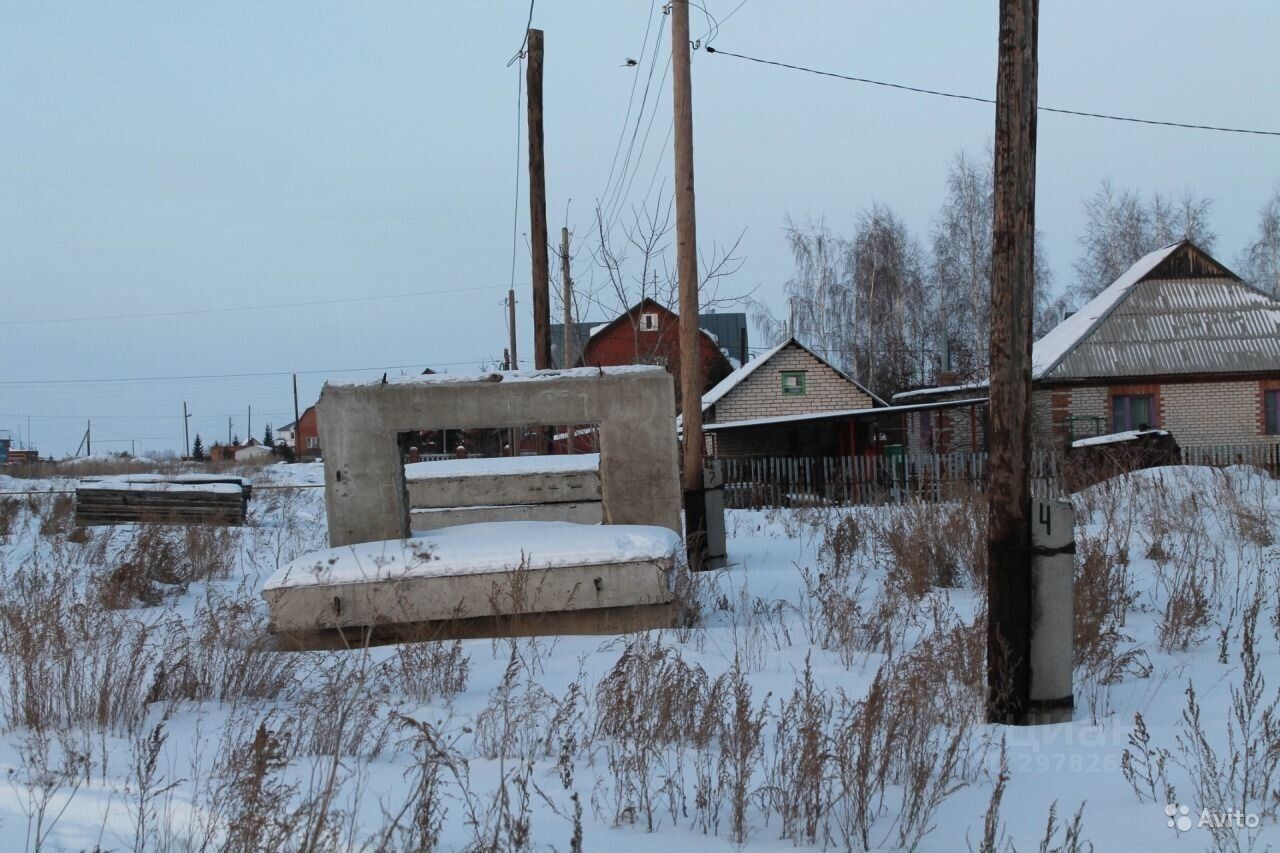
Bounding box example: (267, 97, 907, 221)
(2, 1, 1277, 456)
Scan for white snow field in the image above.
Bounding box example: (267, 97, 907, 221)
(0, 461, 1277, 852)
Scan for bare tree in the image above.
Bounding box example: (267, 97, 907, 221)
(1073, 180, 1216, 301)
(1236, 184, 1280, 298)
(755, 206, 933, 397)
(932, 150, 992, 379)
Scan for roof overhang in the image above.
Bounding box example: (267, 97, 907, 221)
(701, 397, 988, 432)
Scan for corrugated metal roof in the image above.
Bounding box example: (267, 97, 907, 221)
(1046, 276, 1280, 380)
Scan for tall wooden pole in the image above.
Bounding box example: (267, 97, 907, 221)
(183, 401, 190, 457)
(987, 0, 1040, 725)
(560, 227, 573, 366)
(507, 290, 519, 370)
(526, 28, 552, 370)
(671, 0, 706, 567)
(561, 226, 576, 454)
(292, 374, 301, 458)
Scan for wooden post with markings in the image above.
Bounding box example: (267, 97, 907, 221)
(987, 0, 1040, 725)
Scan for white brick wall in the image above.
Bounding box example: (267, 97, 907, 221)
(1160, 381, 1266, 445)
(711, 344, 875, 423)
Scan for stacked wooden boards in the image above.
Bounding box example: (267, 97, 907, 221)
(75, 475, 251, 526)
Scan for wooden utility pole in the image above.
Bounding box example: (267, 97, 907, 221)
(292, 374, 301, 458)
(561, 226, 576, 453)
(560, 227, 573, 366)
(507, 290, 519, 370)
(671, 0, 706, 568)
(987, 0, 1040, 725)
(526, 28, 552, 370)
(183, 401, 190, 457)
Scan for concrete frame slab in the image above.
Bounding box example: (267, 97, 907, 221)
(318, 366, 681, 547)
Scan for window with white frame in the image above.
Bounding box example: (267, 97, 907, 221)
(639, 312, 659, 331)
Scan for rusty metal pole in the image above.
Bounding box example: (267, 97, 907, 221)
(671, 1, 706, 569)
(987, 0, 1040, 725)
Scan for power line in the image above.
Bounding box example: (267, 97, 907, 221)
(0, 358, 498, 386)
(704, 46, 1280, 138)
(598, 0, 660, 209)
(0, 284, 507, 327)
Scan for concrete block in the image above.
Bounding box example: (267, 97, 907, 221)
(1029, 497, 1075, 724)
(410, 501, 603, 531)
(263, 555, 673, 632)
(317, 367, 680, 547)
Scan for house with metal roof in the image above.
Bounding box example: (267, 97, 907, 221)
(694, 338, 894, 456)
(893, 240, 1280, 452)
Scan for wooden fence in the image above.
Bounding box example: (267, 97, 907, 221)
(718, 442, 1280, 509)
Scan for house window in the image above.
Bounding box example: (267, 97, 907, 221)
(639, 312, 659, 331)
(781, 371, 806, 396)
(1266, 390, 1279, 435)
(920, 411, 933, 449)
(307, 437, 319, 449)
(1112, 394, 1156, 432)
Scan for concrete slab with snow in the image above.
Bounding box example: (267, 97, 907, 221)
(1071, 429, 1170, 448)
(261, 521, 680, 632)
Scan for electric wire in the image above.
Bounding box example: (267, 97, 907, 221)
(704, 46, 1280, 138)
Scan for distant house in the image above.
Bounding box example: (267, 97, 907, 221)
(551, 305, 749, 370)
(895, 240, 1280, 452)
(697, 338, 889, 457)
(233, 438, 273, 462)
(208, 443, 238, 463)
(0, 430, 10, 464)
(278, 405, 320, 459)
(575, 299, 735, 412)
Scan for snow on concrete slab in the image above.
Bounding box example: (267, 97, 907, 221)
(405, 453, 599, 481)
(76, 479, 245, 494)
(325, 365, 663, 387)
(263, 520, 680, 590)
(1071, 429, 1169, 448)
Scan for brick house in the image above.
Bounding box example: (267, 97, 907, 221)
(697, 338, 888, 456)
(577, 299, 734, 412)
(894, 240, 1280, 452)
(278, 405, 320, 458)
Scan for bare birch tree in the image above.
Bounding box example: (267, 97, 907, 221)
(1236, 184, 1280, 298)
(1072, 180, 1216, 301)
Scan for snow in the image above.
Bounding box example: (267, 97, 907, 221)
(3, 461, 1279, 851)
(262, 520, 680, 589)
(893, 380, 990, 401)
(1071, 429, 1170, 448)
(76, 480, 245, 494)
(1032, 241, 1183, 379)
(325, 365, 663, 387)
(405, 452, 599, 480)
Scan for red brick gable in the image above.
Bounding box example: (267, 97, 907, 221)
(578, 299, 732, 412)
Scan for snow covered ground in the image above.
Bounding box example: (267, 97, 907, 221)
(0, 461, 1276, 852)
